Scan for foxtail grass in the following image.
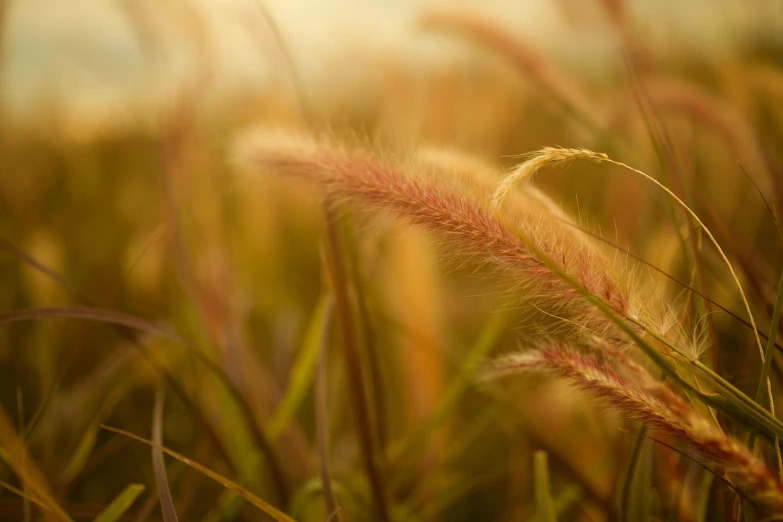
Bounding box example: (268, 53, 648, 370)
(487, 344, 783, 512)
(235, 129, 783, 516)
(235, 131, 632, 341)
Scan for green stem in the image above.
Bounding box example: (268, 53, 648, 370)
(749, 266, 783, 450)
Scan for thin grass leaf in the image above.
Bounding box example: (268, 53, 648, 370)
(695, 471, 714, 522)
(0, 304, 285, 496)
(315, 288, 340, 521)
(629, 318, 783, 441)
(100, 425, 296, 522)
(161, 120, 291, 502)
(532, 485, 582, 522)
(323, 508, 342, 522)
(16, 388, 30, 522)
(561, 218, 783, 351)
(498, 148, 764, 378)
(288, 478, 325, 520)
(341, 214, 387, 455)
(643, 435, 741, 497)
(0, 256, 241, 478)
(0, 479, 55, 516)
(323, 205, 389, 522)
(268, 293, 333, 440)
(92, 484, 145, 522)
(551, 485, 582, 519)
(391, 312, 507, 474)
(152, 384, 179, 522)
(407, 409, 496, 514)
(0, 237, 91, 302)
(533, 451, 557, 522)
(0, 404, 73, 522)
(0, 307, 182, 342)
(61, 419, 101, 486)
(621, 51, 721, 372)
(619, 426, 647, 522)
(738, 162, 783, 238)
(0, 238, 261, 482)
(749, 265, 783, 452)
(61, 382, 136, 491)
(627, 439, 653, 522)
(495, 151, 783, 442)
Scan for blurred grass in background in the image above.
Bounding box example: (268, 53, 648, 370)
(3, 0, 783, 520)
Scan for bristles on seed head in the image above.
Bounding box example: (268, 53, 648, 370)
(492, 147, 608, 209)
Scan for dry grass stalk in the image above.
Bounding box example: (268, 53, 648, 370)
(637, 78, 782, 210)
(234, 131, 631, 338)
(491, 147, 608, 210)
(496, 146, 779, 476)
(488, 344, 783, 513)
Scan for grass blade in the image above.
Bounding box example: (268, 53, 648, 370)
(695, 472, 714, 522)
(0, 404, 73, 522)
(92, 484, 145, 522)
(268, 293, 333, 440)
(101, 425, 296, 522)
(315, 291, 340, 520)
(628, 439, 653, 522)
(749, 266, 783, 449)
(391, 312, 507, 472)
(0, 479, 56, 516)
(619, 426, 647, 522)
(152, 384, 179, 522)
(0, 307, 182, 342)
(342, 215, 387, 455)
(16, 388, 30, 522)
(323, 205, 389, 522)
(533, 450, 556, 522)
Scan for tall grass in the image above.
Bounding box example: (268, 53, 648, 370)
(3, 2, 783, 521)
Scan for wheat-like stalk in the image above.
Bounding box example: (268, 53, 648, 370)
(488, 344, 783, 512)
(235, 131, 631, 337)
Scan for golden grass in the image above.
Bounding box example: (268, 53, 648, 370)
(4, 3, 783, 521)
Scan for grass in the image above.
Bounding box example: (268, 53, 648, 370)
(3, 1, 783, 520)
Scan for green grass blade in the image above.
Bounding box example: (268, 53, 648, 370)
(342, 214, 387, 455)
(391, 312, 507, 466)
(627, 439, 653, 522)
(619, 426, 647, 522)
(551, 485, 582, 518)
(315, 294, 340, 521)
(267, 293, 333, 441)
(695, 471, 714, 522)
(533, 451, 556, 522)
(749, 266, 783, 449)
(324, 207, 389, 522)
(0, 479, 56, 516)
(0, 405, 74, 522)
(101, 425, 297, 522)
(92, 484, 145, 522)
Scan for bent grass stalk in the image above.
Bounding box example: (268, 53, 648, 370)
(101, 426, 296, 522)
(234, 132, 782, 433)
(493, 148, 775, 421)
(489, 345, 783, 512)
(235, 132, 632, 340)
(235, 130, 783, 512)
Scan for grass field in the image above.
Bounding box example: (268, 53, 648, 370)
(3, 1, 783, 520)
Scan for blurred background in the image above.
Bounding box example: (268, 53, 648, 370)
(2, 0, 783, 520)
